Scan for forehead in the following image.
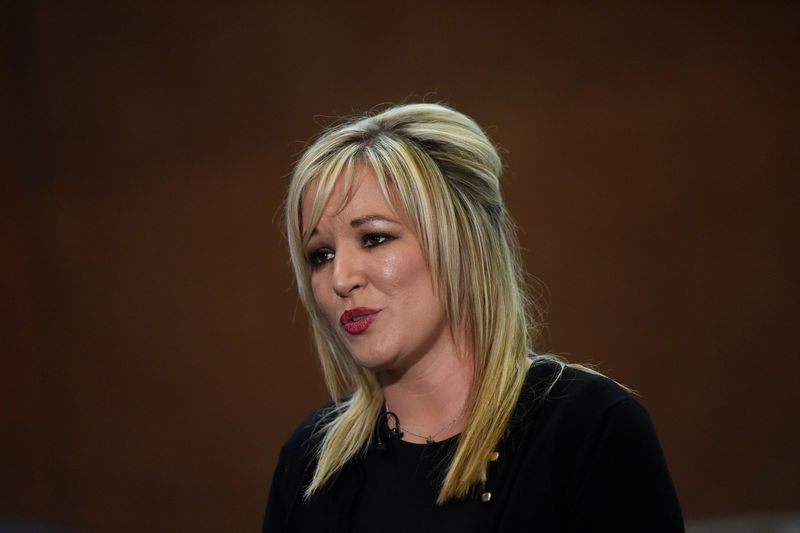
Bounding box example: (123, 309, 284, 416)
(300, 165, 402, 233)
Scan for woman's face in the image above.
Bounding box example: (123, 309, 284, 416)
(301, 166, 453, 375)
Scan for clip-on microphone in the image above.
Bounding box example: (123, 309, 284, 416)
(375, 410, 403, 452)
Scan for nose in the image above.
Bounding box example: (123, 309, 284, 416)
(331, 247, 365, 298)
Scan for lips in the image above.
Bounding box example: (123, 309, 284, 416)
(339, 307, 380, 335)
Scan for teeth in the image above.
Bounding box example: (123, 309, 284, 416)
(352, 315, 366, 322)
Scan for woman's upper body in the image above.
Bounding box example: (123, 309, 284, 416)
(263, 359, 684, 532)
(284, 103, 536, 504)
(266, 102, 683, 531)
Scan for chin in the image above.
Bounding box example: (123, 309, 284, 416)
(352, 356, 393, 372)
(349, 350, 398, 373)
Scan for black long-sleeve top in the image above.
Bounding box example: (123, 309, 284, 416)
(263, 361, 684, 532)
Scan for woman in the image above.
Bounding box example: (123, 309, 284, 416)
(264, 103, 683, 531)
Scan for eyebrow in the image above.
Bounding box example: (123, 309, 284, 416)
(350, 214, 399, 227)
(308, 214, 399, 237)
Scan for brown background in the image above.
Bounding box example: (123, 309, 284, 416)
(2, 2, 799, 532)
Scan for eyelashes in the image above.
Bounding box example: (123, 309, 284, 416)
(307, 248, 334, 268)
(306, 233, 396, 269)
(362, 233, 393, 248)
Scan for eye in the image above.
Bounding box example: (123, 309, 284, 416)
(307, 248, 334, 269)
(362, 233, 394, 248)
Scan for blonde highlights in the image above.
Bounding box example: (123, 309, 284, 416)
(286, 103, 548, 502)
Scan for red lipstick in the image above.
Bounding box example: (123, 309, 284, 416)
(340, 307, 379, 335)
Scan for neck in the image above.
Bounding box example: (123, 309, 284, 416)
(380, 339, 473, 444)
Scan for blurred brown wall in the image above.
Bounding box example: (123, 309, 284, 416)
(2, 2, 798, 532)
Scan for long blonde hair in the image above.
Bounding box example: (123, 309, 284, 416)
(286, 103, 546, 503)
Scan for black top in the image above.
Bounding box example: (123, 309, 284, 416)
(263, 361, 684, 532)
(350, 433, 480, 532)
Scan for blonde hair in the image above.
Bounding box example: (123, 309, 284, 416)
(286, 102, 551, 503)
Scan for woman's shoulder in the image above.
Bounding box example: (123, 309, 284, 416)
(270, 402, 340, 499)
(517, 357, 669, 476)
(280, 401, 340, 459)
(510, 361, 683, 529)
(522, 356, 638, 423)
(265, 401, 345, 529)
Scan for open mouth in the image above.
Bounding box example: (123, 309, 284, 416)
(340, 307, 379, 334)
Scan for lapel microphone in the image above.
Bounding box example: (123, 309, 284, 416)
(375, 410, 403, 452)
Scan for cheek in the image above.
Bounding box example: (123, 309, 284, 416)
(378, 255, 408, 292)
(380, 247, 433, 293)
